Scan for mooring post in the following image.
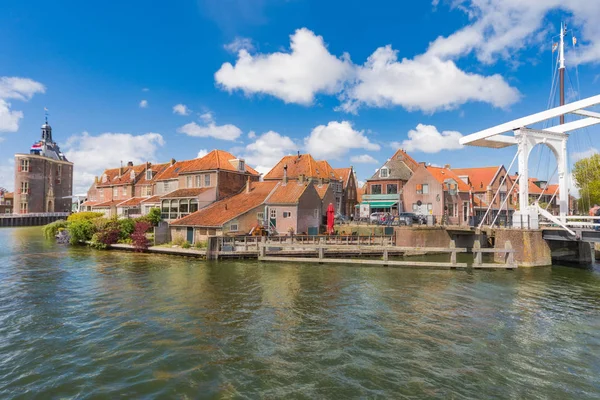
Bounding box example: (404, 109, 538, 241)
(383, 248, 389, 265)
(473, 240, 482, 267)
(505, 240, 516, 268)
(450, 240, 457, 265)
(259, 236, 266, 258)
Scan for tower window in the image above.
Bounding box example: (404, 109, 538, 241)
(57, 165, 62, 183)
(20, 159, 30, 173)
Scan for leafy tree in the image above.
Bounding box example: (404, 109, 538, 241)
(131, 221, 152, 252)
(146, 207, 162, 226)
(572, 153, 600, 210)
(68, 220, 97, 245)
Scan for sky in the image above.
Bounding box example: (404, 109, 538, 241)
(1, 0, 600, 195)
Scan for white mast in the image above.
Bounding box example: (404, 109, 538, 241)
(559, 22, 566, 124)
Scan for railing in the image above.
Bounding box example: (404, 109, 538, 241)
(0, 212, 70, 218)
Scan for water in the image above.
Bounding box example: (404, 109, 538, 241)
(0, 228, 599, 399)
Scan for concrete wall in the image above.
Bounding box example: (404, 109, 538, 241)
(494, 229, 551, 267)
(394, 226, 453, 247)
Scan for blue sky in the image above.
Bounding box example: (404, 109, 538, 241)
(1, 0, 600, 194)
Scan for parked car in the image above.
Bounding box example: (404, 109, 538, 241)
(369, 212, 384, 223)
(398, 212, 426, 225)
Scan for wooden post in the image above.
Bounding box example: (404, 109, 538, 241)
(449, 240, 457, 266)
(259, 236, 266, 258)
(244, 236, 248, 251)
(383, 248, 388, 265)
(318, 245, 324, 263)
(473, 240, 482, 267)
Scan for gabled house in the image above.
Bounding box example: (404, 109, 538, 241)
(404, 164, 471, 225)
(170, 181, 278, 243)
(452, 165, 516, 225)
(333, 167, 358, 217)
(265, 180, 322, 236)
(360, 149, 418, 216)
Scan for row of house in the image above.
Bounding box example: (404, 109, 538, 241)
(0, 189, 13, 214)
(83, 150, 359, 242)
(359, 149, 578, 226)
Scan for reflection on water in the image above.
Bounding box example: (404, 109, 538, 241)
(0, 227, 599, 398)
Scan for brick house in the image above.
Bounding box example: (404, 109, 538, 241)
(452, 165, 516, 226)
(156, 150, 260, 221)
(0, 190, 13, 214)
(333, 167, 358, 217)
(264, 153, 343, 214)
(403, 164, 471, 225)
(14, 120, 73, 214)
(360, 149, 418, 217)
(265, 180, 322, 236)
(170, 181, 278, 243)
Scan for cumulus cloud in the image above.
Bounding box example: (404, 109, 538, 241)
(224, 37, 255, 53)
(215, 28, 353, 105)
(177, 112, 242, 141)
(241, 130, 297, 175)
(64, 131, 165, 194)
(173, 104, 191, 116)
(339, 45, 520, 113)
(197, 149, 209, 158)
(0, 77, 45, 133)
(304, 121, 380, 160)
(139, 100, 148, 108)
(350, 154, 379, 164)
(571, 147, 598, 162)
(248, 131, 256, 139)
(391, 124, 463, 153)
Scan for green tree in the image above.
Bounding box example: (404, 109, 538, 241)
(572, 153, 600, 211)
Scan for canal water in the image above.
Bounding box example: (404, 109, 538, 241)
(0, 227, 599, 399)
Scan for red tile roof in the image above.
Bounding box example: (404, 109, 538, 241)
(316, 160, 338, 180)
(117, 197, 145, 207)
(170, 181, 277, 227)
(92, 200, 123, 208)
(161, 188, 212, 199)
(451, 166, 502, 192)
(136, 162, 171, 185)
(315, 183, 330, 199)
(154, 159, 197, 181)
(141, 195, 161, 204)
(267, 182, 311, 204)
(333, 168, 352, 188)
(264, 154, 333, 181)
(426, 166, 471, 192)
(81, 200, 97, 207)
(178, 149, 259, 176)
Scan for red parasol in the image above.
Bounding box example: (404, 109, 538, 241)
(326, 203, 335, 235)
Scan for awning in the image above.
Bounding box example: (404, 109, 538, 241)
(362, 201, 398, 208)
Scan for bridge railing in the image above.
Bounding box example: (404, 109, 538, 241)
(0, 212, 70, 219)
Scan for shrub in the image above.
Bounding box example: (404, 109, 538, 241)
(90, 220, 120, 248)
(132, 221, 152, 252)
(42, 220, 69, 239)
(146, 207, 162, 226)
(67, 212, 103, 223)
(171, 234, 186, 247)
(68, 219, 97, 245)
(182, 241, 191, 249)
(194, 240, 207, 249)
(118, 218, 136, 241)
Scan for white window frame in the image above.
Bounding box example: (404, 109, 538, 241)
(379, 167, 389, 178)
(20, 181, 29, 194)
(145, 186, 152, 196)
(257, 212, 264, 221)
(239, 160, 245, 171)
(146, 170, 152, 180)
(270, 209, 277, 219)
(122, 186, 127, 196)
(422, 184, 429, 194)
(20, 159, 30, 173)
(283, 211, 292, 218)
(163, 182, 169, 192)
(196, 176, 202, 187)
(186, 176, 192, 188)
(204, 174, 210, 187)
(229, 223, 239, 232)
(427, 203, 433, 211)
(113, 187, 118, 198)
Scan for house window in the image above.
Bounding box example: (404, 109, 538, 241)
(196, 176, 202, 187)
(463, 203, 468, 222)
(448, 203, 454, 217)
(427, 203, 433, 211)
(113, 187, 118, 198)
(270, 209, 277, 219)
(386, 184, 397, 194)
(145, 186, 152, 196)
(186, 176, 192, 188)
(422, 184, 429, 194)
(20, 202, 27, 214)
(57, 165, 62, 183)
(257, 212, 264, 221)
(500, 192, 506, 204)
(204, 174, 210, 187)
(20, 181, 29, 194)
(371, 184, 382, 194)
(163, 182, 169, 193)
(20, 159, 30, 172)
(146, 170, 152, 180)
(239, 160, 245, 171)
(380, 167, 389, 178)
(283, 211, 292, 218)
(230, 223, 239, 232)
(122, 186, 127, 196)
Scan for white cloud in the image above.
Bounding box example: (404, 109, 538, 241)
(304, 121, 380, 160)
(391, 123, 463, 153)
(215, 28, 353, 105)
(173, 104, 191, 116)
(177, 112, 242, 141)
(64, 131, 165, 194)
(139, 100, 148, 108)
(241, 130, 297, 175)
(0, 161, 15, 192)
(197, 149, 209, 158)
(0, 77, 45, 133)
(224, 37, 255, 53)
(350, 154, 379, 164)
(248, 131, 256, 139)
(571, 147, 598, 162)
(340, 45, 520, 113)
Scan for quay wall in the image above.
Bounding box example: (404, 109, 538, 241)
(494, 229, 551, 267)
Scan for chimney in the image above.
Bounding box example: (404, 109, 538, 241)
(283, 164, 288, 185)
(246, 176, 251, 193)
(146, 161, 151, 168)
(170, 158, 176, 166)
(127, 161, 134, 167)
(297, 151, 300, 158)
(119, 161, 123, 176)
(444, 164, 451, 169)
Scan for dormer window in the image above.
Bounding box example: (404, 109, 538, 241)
(380, 167, 389, 178)
(130, 170, 135, 180)
(102, 174, 108, 183)
(146, 170, 152, 180)
(239, 160, 245, 172)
